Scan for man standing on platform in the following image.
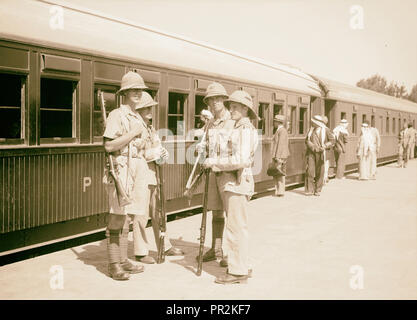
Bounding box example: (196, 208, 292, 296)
(271, 114, 290, 196)
(305, 115, 335, 196)
(132, 92, 184, 265)
(369, 121, 381, 180)
(398, 122, 412, 168)
(332, 119, 349, 179)
(196, 82, 234, 267)
(203, 90, 259, 284)
(407, 124, 415, 159)
(102, 71, 149, 280)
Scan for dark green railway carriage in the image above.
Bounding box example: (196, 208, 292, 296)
(0, 0, 324, 254)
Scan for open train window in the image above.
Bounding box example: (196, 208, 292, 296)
(392, 118, 396, 133)
(40, 78, 77, 142)
(398, 118, 401, 132)
(258, 103, 269, 136)
(299, 107, 307, 135)
(386, 117, 390, 134)
(168, 92, 187, 137)
(352, 113, 357, 134)
(0, 73, 25, 144)
(362, 114, 367, 126)
(341, 112, 346, 121)
(93, 85, 119, 140)
(371, 115, 375, 127)
(274, 104, 283, 116)
(194, 95, 206, 129)
(288, 106, 296, 134)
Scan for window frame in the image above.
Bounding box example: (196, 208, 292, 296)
(93, 83, 120, 144)
(298, 105, 308, 135)
(352, 112, 357, 135)
(0, 71, 27, 146)
(39, 76, 79, 145)
(167, 90, 188, 140)
(287, 105, 297, 136)
(257, 102, 270, 137)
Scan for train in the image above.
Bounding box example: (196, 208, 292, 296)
(1, 0, 416, 255)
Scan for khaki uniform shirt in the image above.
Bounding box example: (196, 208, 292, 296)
(207, 117, 259, 197)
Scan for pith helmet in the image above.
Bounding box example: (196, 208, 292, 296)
(311, 115, 325, 127)
(203, 82, 228, 104)
(224, 90, 259, 120)
(274, 114, 286, 123)
(116, 71, 148, 95)
(135, 91, 157, 110)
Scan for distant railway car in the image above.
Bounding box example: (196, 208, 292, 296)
(314, 77, 417, 172)
(0, 0, 323, 254)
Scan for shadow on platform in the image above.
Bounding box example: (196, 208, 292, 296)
(70, 237, 225, 279)
(168, 238, 227, 278)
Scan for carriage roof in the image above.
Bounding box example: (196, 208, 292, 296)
(0, 0, 321, 97)
(315, 76, 417, 114)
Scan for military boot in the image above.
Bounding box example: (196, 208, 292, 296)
(106, 229, 130, 281)
(108, 263, 130, 281)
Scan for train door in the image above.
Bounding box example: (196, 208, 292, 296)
(324, 99, 336, 129)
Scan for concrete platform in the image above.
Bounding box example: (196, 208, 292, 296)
(1, 160, 416, 300)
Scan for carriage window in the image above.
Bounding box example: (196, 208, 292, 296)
(288, 106, 296, 134)
(299, 107, 307, 135)
(386, 117, 390, 134)
(194, 95, 206, 129)
(380, 116, 383, 133)
(0, 73, 24, 140)
(168, 92, 187, 136)
(352, 113, 357, 134)
(398, 119, 401, 132)
(93, 86, 118, 138)
(341, 112, 346, 121)
(258, 103, 269, 135)
(40, 78, 77, 139)
(274, 104, 283, 116)
(362, 114, 367, 125)
(392, 118, 396, 133)
(371, 115, 375, 127)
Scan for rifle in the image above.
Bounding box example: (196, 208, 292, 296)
(184, 120, 211, 203)
(196, 168, 210, 276)
(156, 162, 166, 264)
(99, 90, 132, 207)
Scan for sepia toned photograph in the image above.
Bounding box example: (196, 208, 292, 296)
(0, 0, 416, 306)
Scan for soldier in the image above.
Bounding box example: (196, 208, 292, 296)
(203, 90, 259, 284)
(398, 122, 412, 168)
(195, 82, 234, 267)
(332, 119, 349, 179)
(305, 115, 335, 196)
(103, 71, 149, 280)
(369, 121, 381, 180)
(133, 92, 184, 264)
(271, 114, 290, 196)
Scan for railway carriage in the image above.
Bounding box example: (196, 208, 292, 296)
(0, 0, 323, 254)
(1, 0, 416, 256)
(314, 77, 417, 173)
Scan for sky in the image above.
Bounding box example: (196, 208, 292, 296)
(63, 0, 417, 92)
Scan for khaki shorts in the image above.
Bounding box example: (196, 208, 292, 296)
(207, 171, 224, 211)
